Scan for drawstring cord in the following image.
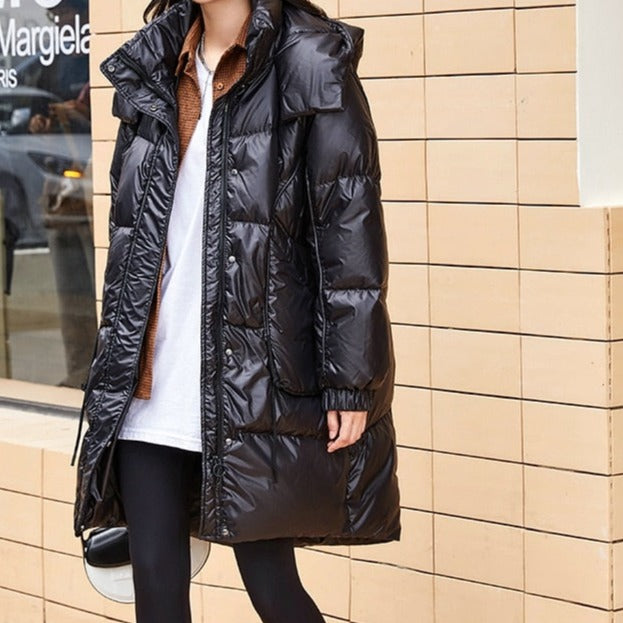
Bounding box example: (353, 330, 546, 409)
(70, 382, 88, 467)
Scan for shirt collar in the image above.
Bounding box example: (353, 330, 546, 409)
(175, 10, 251, 78)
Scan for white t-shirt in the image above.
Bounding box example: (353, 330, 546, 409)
(118, 47, 214, 453)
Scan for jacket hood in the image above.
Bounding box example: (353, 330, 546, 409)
(342, 21, 364, 71)
(273, 2, 364, 121)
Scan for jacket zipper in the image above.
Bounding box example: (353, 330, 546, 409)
(200, 61, 273, 539)
(213, 97, 230, 538)
(198, 96, 218, 538)
(198, 92, 234, 538)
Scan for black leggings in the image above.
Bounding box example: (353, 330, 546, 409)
(114, 439, 324, 623)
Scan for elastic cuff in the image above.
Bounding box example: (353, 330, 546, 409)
(321, 387, 373, 412)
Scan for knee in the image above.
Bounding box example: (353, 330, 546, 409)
(129, 542, 190, 596)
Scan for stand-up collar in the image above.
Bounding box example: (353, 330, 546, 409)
(100, 0, 282, 106)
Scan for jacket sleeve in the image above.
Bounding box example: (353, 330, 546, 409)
(304, 63, 394, 413)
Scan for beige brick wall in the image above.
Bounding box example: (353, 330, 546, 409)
(6, 0, 623, 621)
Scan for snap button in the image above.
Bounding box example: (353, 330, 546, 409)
(220, 526, 230, 537)
(149, 104, 157, 111)
(231, 167, 238, 175)
(225, 347, 233, 356)
(225, 437, 233, 446)
(107, 64, 115, 72)
(228, 255, 236, 263)
(216, 81, 224, 90)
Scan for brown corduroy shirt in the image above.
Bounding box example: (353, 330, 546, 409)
(134, 10, 252, 399)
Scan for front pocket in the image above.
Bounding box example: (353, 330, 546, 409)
(264, 224, 320, 396)
(223, 221, 267, 329)
(265, 318, 319, 395)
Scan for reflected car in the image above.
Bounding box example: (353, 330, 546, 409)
(0, 86, 92, 250)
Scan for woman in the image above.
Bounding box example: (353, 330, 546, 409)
(71, 0, 400, 621)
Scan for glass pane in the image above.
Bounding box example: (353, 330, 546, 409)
(0, 0, 95, 389)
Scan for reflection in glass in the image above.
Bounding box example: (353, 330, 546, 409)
(0, 0, 96, 389)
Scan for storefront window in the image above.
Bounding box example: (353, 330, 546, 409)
(0, 0, 95, 389)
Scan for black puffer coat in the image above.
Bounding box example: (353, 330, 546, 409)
(71, 0, 400, 546)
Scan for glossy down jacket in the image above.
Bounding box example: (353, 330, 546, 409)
(71, 0, 400, 546)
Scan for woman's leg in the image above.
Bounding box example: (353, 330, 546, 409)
(233, 538, 325, 623)
(114, 439, 195, 623)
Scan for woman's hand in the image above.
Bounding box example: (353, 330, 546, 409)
(326, 409, 367, 453)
